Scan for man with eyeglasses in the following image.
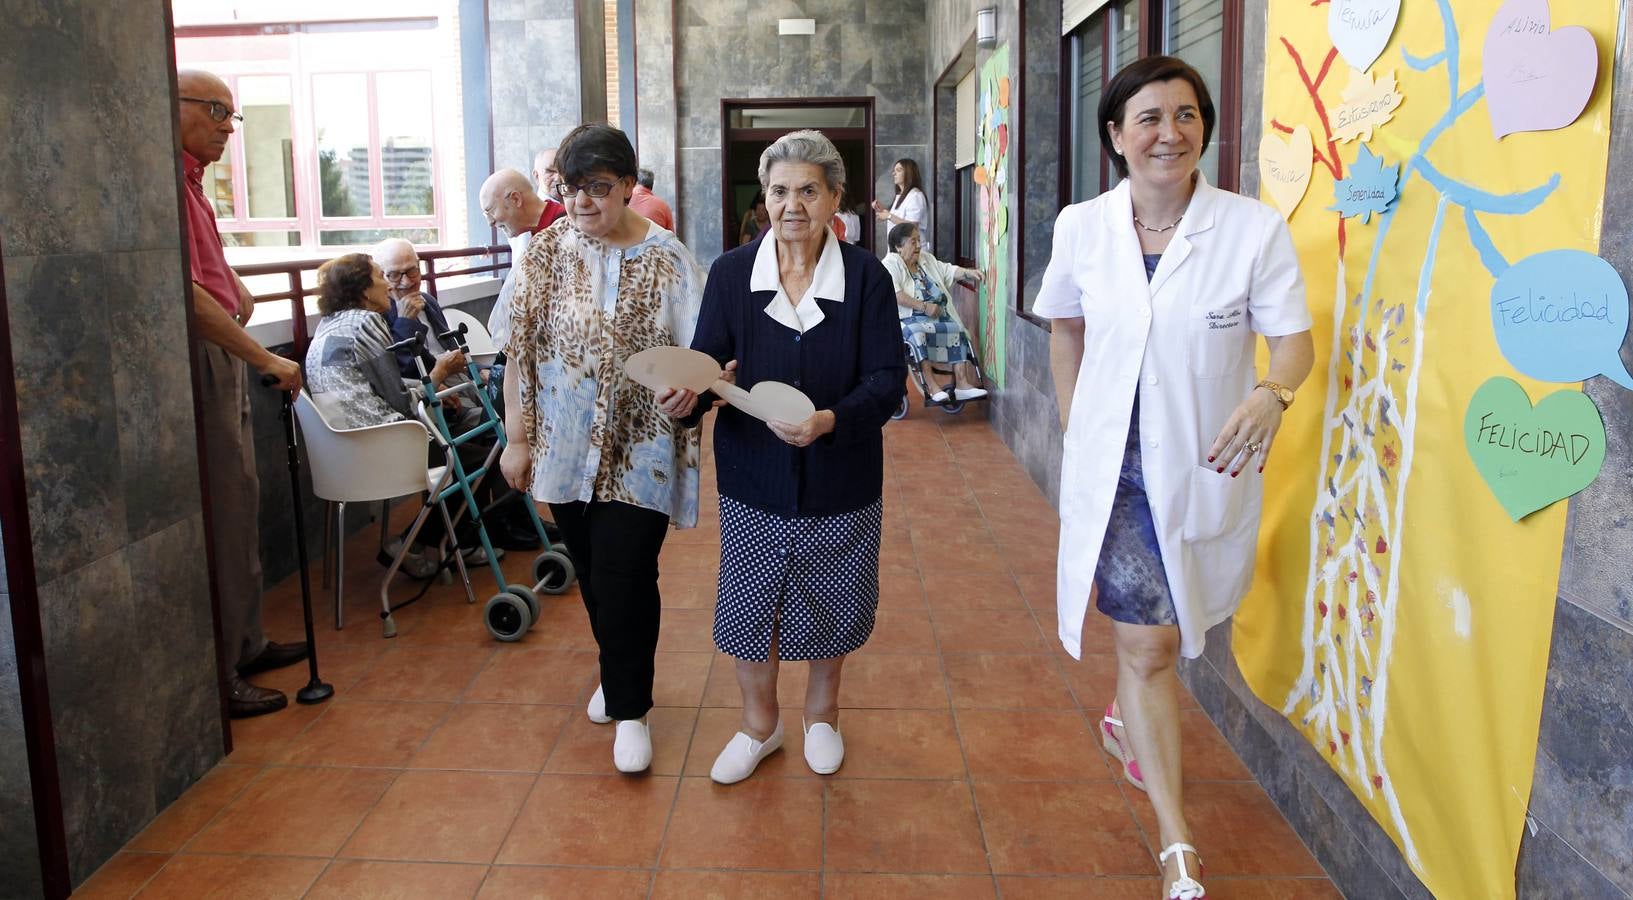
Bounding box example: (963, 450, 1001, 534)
(176, 69, 308, 719)
(478, 168, 564, 350)
(371, 237, 473, 412)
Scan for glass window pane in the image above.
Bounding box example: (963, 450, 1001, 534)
(313, 73, 371, 218)
(319, 227, 438, 247)
(1165, 0, 1225, 184)
(1112, 0, 1142, 71)
(957, 165, 976, 263)
(221, 230, 301, 248)
(204, 160, 235, 217)
(1075, 15, 1106, 201)
(375, 71, 435, 217)
(238, 75, 296, 219)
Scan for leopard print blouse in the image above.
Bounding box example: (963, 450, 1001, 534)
(506, 221, 704, 526)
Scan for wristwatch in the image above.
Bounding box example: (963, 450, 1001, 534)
(1257, 380, 1295, 409)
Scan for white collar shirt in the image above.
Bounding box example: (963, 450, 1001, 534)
(750, 228, 846, 333)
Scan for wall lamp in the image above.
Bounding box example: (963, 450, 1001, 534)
(976, 6, 997, 48)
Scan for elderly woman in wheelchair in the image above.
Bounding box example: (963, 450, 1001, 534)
(882, 222, 987, 404)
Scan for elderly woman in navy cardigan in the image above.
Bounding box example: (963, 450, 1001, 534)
(665, 130, 905, 783)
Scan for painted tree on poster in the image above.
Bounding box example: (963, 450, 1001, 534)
(974, 44, 1010, 388)
(1241, 0, 1615, 894)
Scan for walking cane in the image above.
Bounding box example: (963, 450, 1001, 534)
(263, 375, 334, 704)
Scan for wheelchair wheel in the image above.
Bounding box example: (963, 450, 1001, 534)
(532, 550, 575, 595)
(485, 592, 532, 642)
(941, 400, 966, 415)
(892, 393, 910, 420)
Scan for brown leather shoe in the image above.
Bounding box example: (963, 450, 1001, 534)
(237, 640, 310, 677)
(228, 673, 288, 718)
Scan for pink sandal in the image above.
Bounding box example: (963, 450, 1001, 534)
(1100, 704, 1146, 791)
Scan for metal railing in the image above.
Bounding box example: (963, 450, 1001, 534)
(233, 244, 512, 355)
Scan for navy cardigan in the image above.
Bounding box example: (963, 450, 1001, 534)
(688, 236, 907, 518)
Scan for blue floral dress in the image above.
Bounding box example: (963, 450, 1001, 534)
(1093, 253, 1179, 626)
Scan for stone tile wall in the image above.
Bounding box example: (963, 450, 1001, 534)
(490, 0, 586, 176)
(672, 0, 929, 265)
(0, 0, 221, 889)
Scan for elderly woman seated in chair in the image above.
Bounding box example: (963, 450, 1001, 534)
(882, 222, 987, 402)
(304, 252, 508, 576)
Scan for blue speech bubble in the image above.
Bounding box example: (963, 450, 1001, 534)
(1490, 249, 1633, 390)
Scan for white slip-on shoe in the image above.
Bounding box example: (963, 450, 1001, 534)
(802, 719, 844, 775)
(586, 684, 612, 724)
(953, 386, 988, 400)
(613, 719, 652, 773)
(930, 389, 950, 403)
(710, 721, 784, 784)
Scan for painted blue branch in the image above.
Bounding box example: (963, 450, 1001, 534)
(1402, 49, 1446, 72)
(1462, 207, 1509, 278)
(1415, 195, 1451, 315)
(1418, 85, 1485, 154)
(1414, 157, 1559, 215)
(1436, 0, 1461, 95)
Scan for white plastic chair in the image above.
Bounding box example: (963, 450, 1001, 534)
(441, 308, 499, 365)
(294, 392, 445, 632)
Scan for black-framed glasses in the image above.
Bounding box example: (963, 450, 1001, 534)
(553, 179, 621, 199)
(180, 97, 245, 124)
(383, 268, 420, 281)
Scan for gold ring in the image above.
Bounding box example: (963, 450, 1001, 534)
(1246, 441, 1263, 453)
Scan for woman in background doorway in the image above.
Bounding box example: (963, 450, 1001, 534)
(872, 158, 928, 247)
(738, 190, 770, 246)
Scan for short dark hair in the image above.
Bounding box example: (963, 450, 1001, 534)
(555, 123, 638, 188)
(637, 167, 655, 189)
(887, 222, 919, 252)
(1097, 55, 1215, 180)
(316, 253, 377, 316)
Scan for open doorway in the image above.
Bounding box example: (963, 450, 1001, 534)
(720, 99, 874, 254)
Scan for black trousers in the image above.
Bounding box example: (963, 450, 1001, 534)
(548, 500, 669, 720)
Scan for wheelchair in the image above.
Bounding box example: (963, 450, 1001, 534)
(892, 332, 990, 420)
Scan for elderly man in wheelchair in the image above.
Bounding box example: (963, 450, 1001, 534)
(882, 222, 988, 408)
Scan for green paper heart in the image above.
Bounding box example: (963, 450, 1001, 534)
(1463, 376, 1607, 522)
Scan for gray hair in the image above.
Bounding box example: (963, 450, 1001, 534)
(758, 129, 846, 194)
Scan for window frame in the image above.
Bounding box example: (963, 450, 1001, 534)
(178, 24, 447, 254)
(1061, 0, 1242, 202)
(309, 68, 443, 246)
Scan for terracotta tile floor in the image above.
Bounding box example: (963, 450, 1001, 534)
(78, 410, 1339, 899)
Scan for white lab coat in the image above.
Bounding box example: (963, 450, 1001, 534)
(1033, 174, 1311, 659)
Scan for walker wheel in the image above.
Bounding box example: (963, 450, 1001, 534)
(532, 550, 575, 595)
(507, 585, 541, 625)
(892, 393, 910, 420)
(484, 593, 532, 641)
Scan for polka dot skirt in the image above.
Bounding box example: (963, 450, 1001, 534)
(714, 496, 883, 662)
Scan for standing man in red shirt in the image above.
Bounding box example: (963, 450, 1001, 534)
(177, 70, 308, 718)
(629, 168, 675, 231)
(480, 168, 564, 348)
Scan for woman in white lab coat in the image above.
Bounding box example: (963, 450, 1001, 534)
(1034, 56, 1314, 900)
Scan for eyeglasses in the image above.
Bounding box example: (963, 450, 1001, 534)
(553, 179, 621, 199)
(180, 97, 245, 124)
(384, 268, 419, 281)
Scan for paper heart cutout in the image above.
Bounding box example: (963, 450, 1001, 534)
(1329, 0, 1402, 73)
(1259, 125, 1314, 219)
(1482, 0, 1599, 139)
(1463, 376, 1607, 522)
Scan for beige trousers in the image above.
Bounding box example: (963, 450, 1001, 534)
(197, 341, 267, 670)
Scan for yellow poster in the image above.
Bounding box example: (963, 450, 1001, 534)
(1235, 1, 1616, 897)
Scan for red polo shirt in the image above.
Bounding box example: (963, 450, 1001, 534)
(629, 185, 674, 231)
(181, 151, 240, 316)
(533, 199, 566, 234)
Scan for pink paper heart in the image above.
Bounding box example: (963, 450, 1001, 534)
(1483, 0, 1599, 139)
